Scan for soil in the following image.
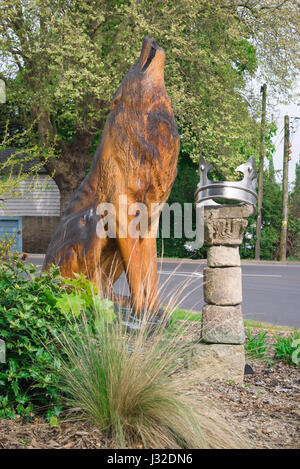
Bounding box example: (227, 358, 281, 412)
(194, 358, 300, 449)
(0, 327, 299, 449)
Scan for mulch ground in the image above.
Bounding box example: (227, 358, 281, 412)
(0, 327, 299, 449)
(194, 358, 300, 449)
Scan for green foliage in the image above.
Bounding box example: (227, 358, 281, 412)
(241, 124, 283, 260)
(4, 0, 299, 194)
(245, 327, 300, 366)
(57, 273, 115, 323)
(0, 233, 16, 262)
(242, 163, 300, 260)
(289, 163, 300, 259)
(245, 328, 269, 360)
(0, 257, 115, 420)
(0, 258, 65, 419)
(157, 152, 205, 258)
(260, 174, 284, 259)
(273, 331, 300, 367)
(0, 123, 57, 201)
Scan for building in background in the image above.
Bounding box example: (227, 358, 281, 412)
(0, 149, 60, 253)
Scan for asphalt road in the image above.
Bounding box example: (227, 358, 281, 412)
(28, 256, 300, 328)
(154, 261, 300, 329)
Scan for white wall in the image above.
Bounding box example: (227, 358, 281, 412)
(0, 176, 60, 217)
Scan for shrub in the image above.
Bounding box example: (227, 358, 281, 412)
(0, 257, 66, 419)
(273, 331, 300, 367)
(0, 234, 17, 263)
(0, 257, 112, 420)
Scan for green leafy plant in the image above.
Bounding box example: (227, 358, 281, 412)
(0, 257, 67, 419)
(0, 233, 17, 262)
(58, 273, 115, 324)
(273, 331, 300, 367)
(245, 328, 269, 360)
(0, 257, 114, 420)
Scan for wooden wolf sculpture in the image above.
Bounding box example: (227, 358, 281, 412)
(43, 37, 180, 314)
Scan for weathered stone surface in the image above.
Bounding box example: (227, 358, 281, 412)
(204, 267, 242, 305)
(204, 204, 255, 220)
(201, 304, 245, 344)
(187, 343, 245, 384)
(207, 245, 240, 267)
(203, 204, 252, 246)
(204, 217, 248, 246)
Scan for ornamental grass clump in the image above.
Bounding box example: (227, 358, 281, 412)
(51, 301, 247, 449)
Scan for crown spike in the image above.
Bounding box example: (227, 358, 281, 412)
(195, 156, 258, 209)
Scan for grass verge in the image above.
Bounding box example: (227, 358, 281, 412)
(170, 308, 297, 332)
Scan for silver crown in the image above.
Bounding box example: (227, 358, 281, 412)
(195, 156, 258, 208)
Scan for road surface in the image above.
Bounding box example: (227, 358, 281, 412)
(28, 255, 300, 328)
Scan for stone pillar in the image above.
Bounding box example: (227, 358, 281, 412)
(201, 204, 254, 345)
(188, 204, 254, 384)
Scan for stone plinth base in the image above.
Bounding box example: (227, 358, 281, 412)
(187, 343, 245, 384)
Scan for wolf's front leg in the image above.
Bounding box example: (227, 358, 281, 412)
(116, 236, 145, 314)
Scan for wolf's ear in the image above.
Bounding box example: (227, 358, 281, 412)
(110, 86, 122, 111)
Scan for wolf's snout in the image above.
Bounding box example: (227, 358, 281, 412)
(142, 44, 157, 72)
(139, 37, 163, 72)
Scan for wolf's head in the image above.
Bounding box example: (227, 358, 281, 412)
(109, 37, 168, 114)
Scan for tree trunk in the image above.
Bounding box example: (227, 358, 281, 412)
(44, 133, 95, 216)
(60, 190, 75, 217)
(255, 83, 267, 260)
(35, 108, 102, 218)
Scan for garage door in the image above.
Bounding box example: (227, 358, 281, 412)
(0, 217, 22, 252)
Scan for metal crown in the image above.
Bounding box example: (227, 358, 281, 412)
(195, 156, 258, 208)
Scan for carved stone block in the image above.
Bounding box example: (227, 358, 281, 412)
(204, 204, 255, 220)
(204, 204, 253, 246)
(204, 217, 248, 246)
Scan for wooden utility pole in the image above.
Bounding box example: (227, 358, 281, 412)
(255, 83, 267, 260)
(279, 115, 289, 261)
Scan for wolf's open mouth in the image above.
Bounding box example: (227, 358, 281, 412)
(141, 45, 157, 72)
